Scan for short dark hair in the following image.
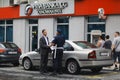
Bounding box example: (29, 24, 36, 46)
(106, 35, 110, 39)
(42, 29, 46, 33)
(115, 32, 120, 35)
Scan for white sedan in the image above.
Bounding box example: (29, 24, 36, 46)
(19, 40, 113, 74)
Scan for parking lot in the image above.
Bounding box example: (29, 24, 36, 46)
(0, 64, 120, 80)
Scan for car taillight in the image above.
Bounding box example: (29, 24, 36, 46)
(0, 49, 5, 53)
(88, 51, 96, 59)
(18, 48, 22, 54)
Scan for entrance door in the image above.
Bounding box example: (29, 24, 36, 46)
(29, 26, 38, 51)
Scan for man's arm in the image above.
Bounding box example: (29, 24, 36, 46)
(111, 38, 116, 50)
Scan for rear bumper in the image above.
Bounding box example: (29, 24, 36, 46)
(0, 54, 20, 63)
(79, 59, 114, 68)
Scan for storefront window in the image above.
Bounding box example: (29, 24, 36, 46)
(0, 26, 5, 42)
(86, 16, 106, 44)
(0, 20, 5, 24)
(57, 17, 69, 40)
(0, 20, 13, 42)
(6, 26, 13, 42)
(88, 24, 105, 32)
(29, 19, 38, 24)
(88, 16, 105, 22)
(6, 20, 13, 24)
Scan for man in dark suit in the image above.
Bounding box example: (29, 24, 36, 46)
(39, 29, 50, 74)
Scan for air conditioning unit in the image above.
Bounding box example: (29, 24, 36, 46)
(10, 0, 20, 6)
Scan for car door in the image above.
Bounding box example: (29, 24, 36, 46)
(63, 42, 75, 67)
(31, 51, 40, 66)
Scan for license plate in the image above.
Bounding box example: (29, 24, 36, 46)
(8, 52, 17, 54)
(100, 52, 109, 56)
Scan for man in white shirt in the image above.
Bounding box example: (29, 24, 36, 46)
(112, 32, 120, 71)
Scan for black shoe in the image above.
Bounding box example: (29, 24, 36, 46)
(58, 71, 63, 74)
(40, 72, 47, 75)
(49, 72, 57, 76)
(43, 70, 48, 73)
(113, 67, 118, 71)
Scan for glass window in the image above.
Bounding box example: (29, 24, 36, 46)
(2, 43, 18, 48)
(57, 17, 69, 23)
(0, 20, 13, 42)
(0, 44, 5, 48)
(88, 24, 105, 32)
(86, 16, 106, 43)
(88, 16, 105, 22)
(29, 19, 38, 24)
(74, 41, 97, 49)
(0, 20, 5, 24)
(64, 42, 74, 51)
(6, 26, 13, 42)
(57, 17, 69, 40)
(6, 20, 13, 24)
(0, 26, 5, 42)
(57, 25, 69, 40)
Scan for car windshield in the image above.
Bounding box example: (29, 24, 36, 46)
(2, 43, 18, 49)
(73, 41, 97, 49)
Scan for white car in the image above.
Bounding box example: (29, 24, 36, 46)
(19, 40, 113, 74)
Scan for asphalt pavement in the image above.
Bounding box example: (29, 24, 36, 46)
(0, 64, 120, 80)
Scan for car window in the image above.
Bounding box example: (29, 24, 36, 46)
(2, 43, 18, 49)
(74, 41, 97, 49)
(0, 44, 5, 48)
(64, 42, 74, 51)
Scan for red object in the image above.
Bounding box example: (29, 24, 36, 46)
(0, 0, 120, 19)
(0, 49, 5, 53)
(18, 48, 22, 54)
(88, 51, 96, 59)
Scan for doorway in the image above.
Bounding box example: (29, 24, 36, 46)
(29, 26, 38, 51)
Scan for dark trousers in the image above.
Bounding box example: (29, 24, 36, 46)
(53, 49, 63, 73)
(113, 52, 120, 63)
(40, 52, 48, 72)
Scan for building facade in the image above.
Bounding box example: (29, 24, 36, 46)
(0, 0, 120, 53)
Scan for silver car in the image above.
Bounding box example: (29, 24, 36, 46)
(19, 40, 113, 74)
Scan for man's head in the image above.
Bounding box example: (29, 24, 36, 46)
(42, 29, 47, 36)
(56, 29, 62, 35)
(106, 35, 110, 39)
(114, 32, 120, 37)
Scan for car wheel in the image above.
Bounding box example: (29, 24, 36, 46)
(12, 62, 19, 66)
(66, 60, 80, 74)
(91, 67, 103, 73)
(23, 58, 32, 70)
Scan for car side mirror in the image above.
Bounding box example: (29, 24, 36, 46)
(35, 49, 39, 52)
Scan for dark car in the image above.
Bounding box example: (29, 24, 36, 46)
(0, 42, 21, 66)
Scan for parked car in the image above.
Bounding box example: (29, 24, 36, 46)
(19, 40, 113, 74)
(0, 42, 21, 66)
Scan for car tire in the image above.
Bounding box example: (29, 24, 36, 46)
(23, 58, 32, 70)
(66, 60, 80, 74)
(91, 67, 103, 73)
(12, 62, 19, 66)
